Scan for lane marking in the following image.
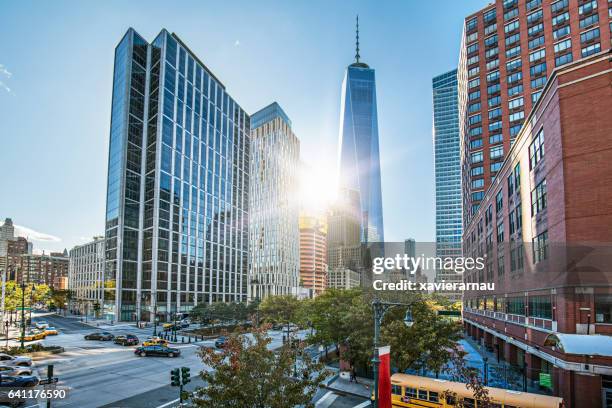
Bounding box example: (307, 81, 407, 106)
(353, 401, 371, 408)
(154, 398, 180, 408)
(315, 391, 337, 407)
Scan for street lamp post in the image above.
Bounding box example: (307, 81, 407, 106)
(371, 298, 414, 408)
(152, 303, 158, 337)
(20, 281, 26, 350)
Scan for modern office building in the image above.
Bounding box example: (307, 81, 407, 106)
(327, 267, 360, 290)
(459, 0, 611, 225)
(299, 213, 328, 295)
(248, 102, 300, 300)
(337, 17, 384, 244)
(432, 70, 463, 300)
(68, 236, 106, 318)
(462, 53, 612, 407)
(104, 28, 250, 322)
(327, 188, 362, 273)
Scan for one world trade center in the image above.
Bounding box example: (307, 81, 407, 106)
(337, 17, 384, 244)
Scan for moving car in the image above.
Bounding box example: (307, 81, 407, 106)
(215, 336, 228, 348)
(0, 365, 32, 376)
(134, 345, 180, 357)
(44, 327, 58, 335)
(0, 375, 39, 388)
(0, 354, 32, 367)
(142, 337, 169, 347)
(162, 323, 180, 330)
(20, 330, 47, 342)
(114, 334, 139, 346)
(35, 321, 49, 330)
(84, 332, 114, 341)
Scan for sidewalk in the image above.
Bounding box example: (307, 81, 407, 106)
(324, 373, 372, 399)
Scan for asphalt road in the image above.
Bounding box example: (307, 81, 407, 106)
(32, 314, 91, 333)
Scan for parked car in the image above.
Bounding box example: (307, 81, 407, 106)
(134, 345, 180, 357)
(0, 353, 32, 367)
(0, 365, 32, 377)
(0, 374, 39, 387)
(35, 321, 49, 330)
(84, 332, 114, 341)
(142, 337, 168, 347)
(44, 327, 58, 335)
(20, 330, 46, 342)
(114, 334, 139, 346)
(215, 336, 228, 348)
(162, 323, 180, 331)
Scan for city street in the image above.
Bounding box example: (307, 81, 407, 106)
(11, 313, 365, 408)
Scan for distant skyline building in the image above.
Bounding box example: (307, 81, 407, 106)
(432, 69, 463, 299)
(337, 17, 384, 244)
(104, 28, 250, 322)
(299, 213, 328, 296)
(458, 0, 611, 225)
(248, 102, 300, 300)
(327, 187, 362, 273)
(69, 236, 105, 318)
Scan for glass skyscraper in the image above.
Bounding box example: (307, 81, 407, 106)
(432, 69, 463, 299)
(105, 28, 250, 322)
(337, 21, 384, 244)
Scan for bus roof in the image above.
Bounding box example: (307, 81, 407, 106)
(391, 373, 563, 408)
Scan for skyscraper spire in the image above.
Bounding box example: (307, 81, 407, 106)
(355, 15, 360, 63)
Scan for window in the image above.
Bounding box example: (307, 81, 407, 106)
(485, 34, 499, 47)
(491, 162, 502, 173)
(554, 38, 572, 53)
(505, 20, 520, 33)
(551, 0, 568, 13)
(505, 33, 521, 46)
(509, 211, 516, 234)
(508, 71, 522, 84)
(472, 166, 484, 176)
(497, 222, 505, 242)
(506, 58, 522, 71)
(472, 178, 485, 189)
(504, 8, 519, 20)
(510, 123, 523, 137)
(468, 55, 480, 66)
(555, 52, 573, 66)
(486, 47, 500, 59)
(514, 163, 521, 190)
(580, 13, 599, 29)
(516, 202, 523, 229)
(529, 128, 545, 168)
(531, 76, 547, 89)
(595, 295, 612, 323)
(470, 139, 483, 149)
(469, 78, 480, 89)
(509, 97, 524, 110)
(468, 66, 481, 78)
(496, 190, 504, 213)
(469, 102, 481, 113)
(506, 45, 521, 58)
(490, 133, 503, 144)
(527, 0, 542, 10)
(532, 91, 542, 103)
(553, 25, 571, 40)
(486, 205, 493, 225)
(579, 0, 598, 15)
(469, 114, 482, 125)
(533, 230, 549, 263)
(581, 28, 600, 43)
(485, 23, 498, 35)
(488, 83, 501, 95)
(467, 18, 478, 31)
(418, 390, 428, 400)
(528, 22, 544, 36)
(471, 151, 484, 163)
(509, 111, 524, 122)
(488, 95, 501, 107)
(487, 59, 500, 70)
(552, 11, 570, 26)
(469, 126, 483, 137)
(429, 391, 439, 403)
(392, 385, 402, 395)
(491, 146, 504, 160)
(511, 243, 525, 271)
(529, 296, 552, 319)
(528, 9, 544, 24)
(529, 48, 546, 62)
(467, 43, 479, 54)
(489, 108, 502, 119)
(487, 70, 500, 82)
(531, 179, 547, 215)
(529, 35, 545, 49)
(508, 84, 524, 98)
(507, 297, 525, 315)
(582, 42, 601, 57)
(405, 387, 417, 399)
(473, 191, 485, 201)
(530, 62, 547, 76)
(467, 32, 479, 44)
(484, 8, 497, 22)
(469, 90, 481, 101)
(507, 174, 514, 196)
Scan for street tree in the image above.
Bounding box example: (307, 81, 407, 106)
(192, 327, 327, 408)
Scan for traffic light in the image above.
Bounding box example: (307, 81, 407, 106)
(171, 368, 181, 387)
(181, 367, 191, 384)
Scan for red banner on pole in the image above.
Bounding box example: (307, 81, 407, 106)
(378, 345, 391, 408)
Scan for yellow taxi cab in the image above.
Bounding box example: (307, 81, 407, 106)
(44, 327, 59, 335)
(142, 336, 169, 347)
(21, 330, 47, 341)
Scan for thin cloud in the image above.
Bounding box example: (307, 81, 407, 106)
(0, 80, 11, 93)
(0, 64, 12, 78)
(234, 40, 240, 47)
(14, 224, 61, 242)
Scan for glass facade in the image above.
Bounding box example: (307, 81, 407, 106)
(432, 69, 463, 298)
(105, 28, 250, 322)
(338, 61, 384, 243)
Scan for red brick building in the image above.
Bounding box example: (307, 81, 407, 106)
(459, 0, 612, 226)
(462, 52, 612, 407)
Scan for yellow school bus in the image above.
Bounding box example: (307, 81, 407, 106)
(386, 373, 563, 408)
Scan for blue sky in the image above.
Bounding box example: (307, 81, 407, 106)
(0, 0, 486, 253)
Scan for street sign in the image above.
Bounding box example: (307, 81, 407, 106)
(539, 372, 552, 389)
(39, 378, 59, 385)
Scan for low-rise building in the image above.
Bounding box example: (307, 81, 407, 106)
(327, 267, 360, 290)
